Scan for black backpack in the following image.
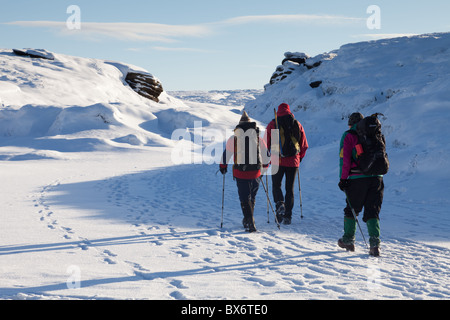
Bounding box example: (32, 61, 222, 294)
(233, 122, 262, 172)
(351, 113, 389, 176)
(276, 114, 301, 158)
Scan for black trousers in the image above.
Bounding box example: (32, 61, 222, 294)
(236, 178, 260, 204)
(236, 178, 260, 223)
(272, 166, 298, 216)
(344, 176, 384, 222)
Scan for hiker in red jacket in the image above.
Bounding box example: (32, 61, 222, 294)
(219, 111, 269, 232)
(264, 103, 308, 224)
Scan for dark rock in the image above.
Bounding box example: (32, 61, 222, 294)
(309, 80, 323, 88)
(283, 52, 310, 65)
(270, 72, 281, 85)
(13, 49, 55, 60)
(125, 72, 163, 103)
(282, 57, 307, 65)
(12, 49, 28, 57)
(267, 52, 313, 86)
(306, 61, 322, 70)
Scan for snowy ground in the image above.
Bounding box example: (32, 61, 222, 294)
(1, 99, 449, 300)
(1, 34, 450, 300)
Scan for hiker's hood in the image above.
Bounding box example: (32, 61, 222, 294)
(277, 103, 292, 117)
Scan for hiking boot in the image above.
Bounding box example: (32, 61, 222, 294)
(283, 215, 292, 225)
(275, 201, 285, 224)
(242, 217, 249, 230)
(339, 217, 356, 251)
(338, 238, 355, 252)
(248, 220, 257, 233)
(276, 214, 284, 224)
(369, 246, 380, 257)
(367, 219, 381, 256)
(242, 216, 257, 232)
(241, 201, 256, 232)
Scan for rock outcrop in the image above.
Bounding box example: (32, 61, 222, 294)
(13, 48, 55, 60)
(267, 51, 326, 89)
(10, 50, 164, 103)
(268, 52, 309, 86)
(125, 71, 164, 103)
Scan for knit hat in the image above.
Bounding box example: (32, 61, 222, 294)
(239, 111, 250, 123)
(278, 103, 291, 113)
(348, 112, 364, 126)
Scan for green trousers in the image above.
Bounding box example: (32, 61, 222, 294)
(342, 217, 380, 248)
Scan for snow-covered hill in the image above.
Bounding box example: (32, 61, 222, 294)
(0, 48, 188, 159)
(0, 34, 449, 301)
(245, 32, 450, 214)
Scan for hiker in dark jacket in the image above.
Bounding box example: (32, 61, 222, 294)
(264, 103, 308, 224)
(220, 111, 269, 232)
(338, 112, 384, 257)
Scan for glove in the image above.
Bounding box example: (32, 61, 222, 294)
(338, 179, 350, 192)
(219, 166, 227, 175)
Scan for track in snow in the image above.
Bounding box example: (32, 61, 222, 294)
(29, 162, 450, 299)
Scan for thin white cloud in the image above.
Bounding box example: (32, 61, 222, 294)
(125, 47, 142, 52)
(6, 21, 212, 42)
(152, 46, 212, 53)
(6, 13, 363, 43)
(219, 14, 364, 26)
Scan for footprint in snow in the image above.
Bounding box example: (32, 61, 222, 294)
(170, 290, 187, 300)
(170, 279, 189, 289)
(244, 277, 276, 287)
(175, 250, 190, 258)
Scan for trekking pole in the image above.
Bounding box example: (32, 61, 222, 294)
(260, 177, 280, 230)
(297, 167, 303, 219)
(221, 174, 225, 229)
(266, 174, 270, 223)
(344, 191, 369, 250)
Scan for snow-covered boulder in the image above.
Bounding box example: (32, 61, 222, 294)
(12, 48, 55, 60)
(267, 51, 333, 88)
(125, 71, 164, 103)
(282, 51, 310, 64)
(104, 61, 164, 103)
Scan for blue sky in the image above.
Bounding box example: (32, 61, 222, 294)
(1, 0, 449, 90)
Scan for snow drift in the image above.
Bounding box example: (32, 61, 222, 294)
(0, 48, 187, 156)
